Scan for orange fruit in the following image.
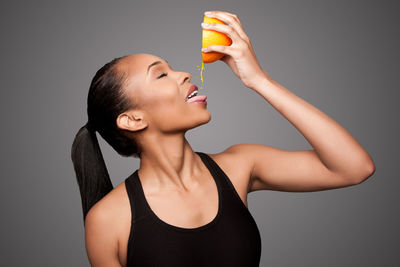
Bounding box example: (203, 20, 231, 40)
(202, 16, 232, 63)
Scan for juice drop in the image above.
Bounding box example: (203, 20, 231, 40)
(196, 62, 205, 90)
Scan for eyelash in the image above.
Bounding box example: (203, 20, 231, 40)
(157, 72, 168, 79)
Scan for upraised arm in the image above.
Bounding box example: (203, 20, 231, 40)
(203, 10, 375, 192)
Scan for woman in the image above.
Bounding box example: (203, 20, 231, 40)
(71, 10, 375, 267)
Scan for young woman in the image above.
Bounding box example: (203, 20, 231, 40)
(71, 10, 375, 267)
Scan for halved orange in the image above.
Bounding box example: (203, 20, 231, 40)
(202, 16, 232, 63)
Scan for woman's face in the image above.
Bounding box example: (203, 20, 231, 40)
(117, 53, 211, 134)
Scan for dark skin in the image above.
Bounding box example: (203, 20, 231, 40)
(84, 11, 375, 267)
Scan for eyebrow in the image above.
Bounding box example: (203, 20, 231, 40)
(147, 60, 170, 75)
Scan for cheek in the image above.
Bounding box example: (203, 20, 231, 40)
(144, 92, 187, 123)
(141, 88, 178, 109)
(148, 93, 182, 112)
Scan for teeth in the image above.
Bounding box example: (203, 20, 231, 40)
(187, 90, 198, 100)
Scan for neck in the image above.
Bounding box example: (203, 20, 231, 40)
(138, 131, 203, 192)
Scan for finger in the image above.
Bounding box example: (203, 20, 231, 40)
(204, 11, 249, 43)
(204, 10, 247, 42)
(202, 45, 238, 57)
(202, 22, 240, 45)
(206, 10, 240, 24)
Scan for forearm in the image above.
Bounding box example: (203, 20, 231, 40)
(250, 72, 375, 179)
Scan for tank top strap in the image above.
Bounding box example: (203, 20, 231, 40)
(124, 170, 151, 224)
(195, 151, 232, 191)
(126, 152, 233, 223)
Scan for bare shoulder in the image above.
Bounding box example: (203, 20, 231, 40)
(85, 182, 131, 226)
(85, 182, 131, 266)
(208, 144, 257, 176)
(205, 144, 256, 205)
(85, 180, 132, 237)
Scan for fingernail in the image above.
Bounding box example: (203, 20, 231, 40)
(202, 47, 208, 52)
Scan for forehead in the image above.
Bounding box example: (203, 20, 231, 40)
(118, 54, 167, 77)
(116, 53, 167, 93)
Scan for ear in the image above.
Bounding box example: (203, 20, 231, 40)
(116, 110, 148, 132)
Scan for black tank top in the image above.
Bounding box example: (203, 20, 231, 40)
(124, 151, 262, 266)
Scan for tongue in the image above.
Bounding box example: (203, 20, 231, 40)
(187, 95, 207, 103)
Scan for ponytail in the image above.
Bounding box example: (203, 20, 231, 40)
(71, 55, 140, 225)
(71, 122, 113, 224)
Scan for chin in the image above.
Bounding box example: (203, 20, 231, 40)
(200, 109, 212, 124)
(189, 111, 211, 129)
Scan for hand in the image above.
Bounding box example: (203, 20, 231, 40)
(201, 10, 271, 89)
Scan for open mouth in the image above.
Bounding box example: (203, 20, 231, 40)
(186, 89, 199, 101)
(186, 84, 207, 104)
(186, 94, 207, 104)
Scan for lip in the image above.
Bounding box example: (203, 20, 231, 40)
(186, 84, 198, 99)
(187, 95, 207, 104)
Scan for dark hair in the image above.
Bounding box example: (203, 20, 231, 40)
(71, 56, 141, 224)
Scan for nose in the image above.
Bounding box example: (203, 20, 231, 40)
(180, 71, 191, 85)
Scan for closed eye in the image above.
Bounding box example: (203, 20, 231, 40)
(157, 72, 168, 79)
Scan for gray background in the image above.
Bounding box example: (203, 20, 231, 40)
(1, 0, 398, 266)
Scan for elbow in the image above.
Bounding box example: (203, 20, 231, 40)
(353, 160, 376, 185)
